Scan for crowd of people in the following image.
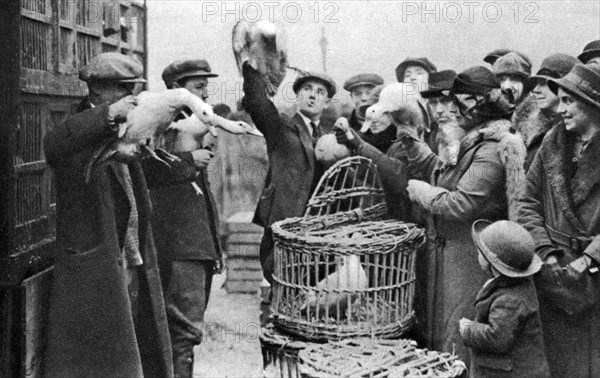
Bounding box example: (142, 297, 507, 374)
(41, 37, 600, 378)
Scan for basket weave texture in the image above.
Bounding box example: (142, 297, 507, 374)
(298, 338, 466, 378)
(271, 157, 425, 341)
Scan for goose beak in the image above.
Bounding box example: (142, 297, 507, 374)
(247, 127, 264, 137)
(208, 125, 218, 137)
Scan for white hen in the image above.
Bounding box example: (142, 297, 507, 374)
(360, 83, 424, 133)
(303, 255, 368, 318)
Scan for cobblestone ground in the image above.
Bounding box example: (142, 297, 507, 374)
(193, 273, 264, 378)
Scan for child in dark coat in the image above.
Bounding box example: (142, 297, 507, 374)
(459, 220, 550, 378)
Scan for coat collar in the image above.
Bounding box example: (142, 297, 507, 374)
(513, 95, 563, 148)
(543, 126, 600, 232)
(475, 275, 527, 303)
(457, 119, 513, 162)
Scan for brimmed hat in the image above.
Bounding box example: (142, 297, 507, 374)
(548, 63, 600, 110)
(492, 52, 532, 80)
(162, 59, 218, 87)
(395, 57, 437, 82)
(529, 53, 580, 84)
(343, 73, 384, 92)
(79, 52, 146, 83)
(421, 69, 458, 98)
(293, 72, 337, 98)
(578, 40, 600, 64)
(472, 220, 542, 278)
(452, 66, 500, 96)
(484, 49, 532, 67)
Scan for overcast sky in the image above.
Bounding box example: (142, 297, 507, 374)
(146, 0, 600, 109)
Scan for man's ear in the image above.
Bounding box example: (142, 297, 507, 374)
(323, 98, 331, 108)
(171, 82, 181, 89)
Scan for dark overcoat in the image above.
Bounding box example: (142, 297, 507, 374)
(143, 150, 221, 262)
(462, 276, 550, 378)
(43, 103, 173, 377)
(517, 125, 600, 378)
(407, 120, 518, 362)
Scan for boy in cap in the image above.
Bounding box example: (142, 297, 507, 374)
(142, 59, 222, 378)
(44, 52, 173, 377)
(460, 220, 550, 378)
(241, 60, 336, 285)
(395, 57, 437, 91)
(343, 73, 384, 131)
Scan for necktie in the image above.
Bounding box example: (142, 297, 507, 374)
(311, 121, 321, 144)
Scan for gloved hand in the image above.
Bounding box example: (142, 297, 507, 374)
(190, 148, 215, 168)
(407, 179, 448, 211)
(334, 120, 364, 151)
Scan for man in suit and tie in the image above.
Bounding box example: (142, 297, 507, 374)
(242, 61, 337, 285)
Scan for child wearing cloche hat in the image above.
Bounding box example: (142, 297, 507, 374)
(459, 220, 550, 378)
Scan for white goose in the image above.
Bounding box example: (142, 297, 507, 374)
(100, 88, 260, 160)
(360, 82, 424, 133)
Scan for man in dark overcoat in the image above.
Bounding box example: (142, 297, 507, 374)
(241, 61, 337, 284)
(43, 52, 173, 378)
(142, 59, 223, 378)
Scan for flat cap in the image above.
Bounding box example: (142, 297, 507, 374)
(452, 66, 500, 96)
(395, 57, 437, 82)
(578, 40, 600, 64)
(343, 73, 384, 92)
(421, 69, 457, 98)
(293, 72, 337, 98)
(79, 52, 146, 83)
(162, 59, 218, 87)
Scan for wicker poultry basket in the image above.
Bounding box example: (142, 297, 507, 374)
(298, 338, 467, 378)
(271, 157, 425, 341)
(260, 323, 311, 378)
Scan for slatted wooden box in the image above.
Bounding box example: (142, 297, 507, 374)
(225, 211, 265, 294)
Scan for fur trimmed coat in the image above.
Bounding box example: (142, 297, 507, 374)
(406, 119, 526, 363)
(517, 125, 600, 378)
(512, 95, 564, 172)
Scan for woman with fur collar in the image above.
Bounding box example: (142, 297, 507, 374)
(517, 63, 600, 378)
(338, 66, 526, 363)
(401, 66, 526, 364)
(513, 53, 580, 172)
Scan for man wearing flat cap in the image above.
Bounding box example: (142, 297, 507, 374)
(343, 73, 384, 131)
(241, 60, 336, 285)
(518, 62, 600, 378)
(143, 58, 222, 378)
(44, 52, 173, 378)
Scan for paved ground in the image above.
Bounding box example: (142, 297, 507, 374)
(193, 273, 265, 378)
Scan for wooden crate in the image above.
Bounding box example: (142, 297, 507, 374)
(225, 212, 264, 294)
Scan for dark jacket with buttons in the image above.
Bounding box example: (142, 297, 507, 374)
(462, 275, 550, 378)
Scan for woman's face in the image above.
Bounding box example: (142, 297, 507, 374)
(557, 88, 600, 137)
(369, 112, 393, 134)
(532, 81, 559, 111)
(498, 74, 525, 103)
(403, 66, 429, 91)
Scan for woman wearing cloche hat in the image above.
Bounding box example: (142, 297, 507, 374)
(517, 62, 600, 378)
(460, 220, 550, 378)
